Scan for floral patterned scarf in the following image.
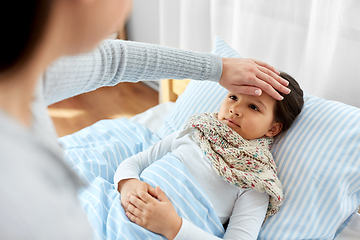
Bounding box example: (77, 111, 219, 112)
(189, 112, 283, 220)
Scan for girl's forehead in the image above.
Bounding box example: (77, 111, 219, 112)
(227, 92, 276, 105)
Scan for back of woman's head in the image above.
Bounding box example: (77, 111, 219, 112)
(274, 72, 304, 133)
(1, 1, 53, 73)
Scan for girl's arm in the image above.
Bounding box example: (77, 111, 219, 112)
(126, 187, 182, 240)
(113, 129, 178, 184)
(222, 189, 269, 240)
(175, 189, 269, 240)
(127, 186, 269, 240)
(114, 130, 178, 211)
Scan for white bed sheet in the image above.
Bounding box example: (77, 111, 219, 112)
(130, 101, 175, 133)
(335, 212, 360, 240)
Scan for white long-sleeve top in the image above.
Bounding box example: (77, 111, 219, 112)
(114, 125, 269, 240)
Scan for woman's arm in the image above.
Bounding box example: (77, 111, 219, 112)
(43, 39, 221, 105)
(43, 39, 288, 105)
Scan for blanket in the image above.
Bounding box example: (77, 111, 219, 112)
(59, 118, 224, 240)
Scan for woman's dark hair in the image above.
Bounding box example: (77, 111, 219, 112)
(0, 1, 54, 73)
(274, 72, 304, 133)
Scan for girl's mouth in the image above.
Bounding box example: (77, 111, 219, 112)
(225, 118, 240, 127)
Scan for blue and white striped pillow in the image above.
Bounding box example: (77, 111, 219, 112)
(260, 94, 360, 239)
(156, 36, 360, 239)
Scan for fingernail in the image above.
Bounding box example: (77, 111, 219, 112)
(279, 95, 284, 100)
(255, 89, 261, 96)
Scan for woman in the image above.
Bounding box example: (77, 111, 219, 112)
(0, 1, 289, 239)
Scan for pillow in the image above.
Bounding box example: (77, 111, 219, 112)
(261, 94, 360, 239)
(156, 36, 360, 239)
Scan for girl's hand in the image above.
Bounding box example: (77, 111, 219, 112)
(125, 186, 182, 240)
(220, 58, 291, 101)
(118, 178, 151, 212)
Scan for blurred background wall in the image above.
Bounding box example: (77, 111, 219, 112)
(126, 0, 360, 107)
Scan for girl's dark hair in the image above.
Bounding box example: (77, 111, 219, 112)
(274, 72, 304, 133)
(0, 1, 54, 73)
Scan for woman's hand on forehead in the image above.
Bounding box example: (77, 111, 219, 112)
(219, 58, 291, 101)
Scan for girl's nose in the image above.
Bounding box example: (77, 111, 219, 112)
(230, 108, 240, 117)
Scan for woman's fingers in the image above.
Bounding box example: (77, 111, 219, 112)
(244, 64, 291, 100)
(250, 76, 285, 100)
(258, 82, 284, 101)
(219, 58, 292, 100)
(228, 85, 263, 97)
(236, 75, 284, 101)
(256, 64, 289, 87)
(256, 66, 290, 93)
(252, 59, 280, 75)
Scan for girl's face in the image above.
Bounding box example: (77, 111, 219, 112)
(218, 92, 282, 140)
(59, 0, 132, 55)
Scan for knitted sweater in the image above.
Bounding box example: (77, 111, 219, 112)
(0, 39, 222, 239)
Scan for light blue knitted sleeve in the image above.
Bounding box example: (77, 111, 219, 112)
(43, 39, 222, 105)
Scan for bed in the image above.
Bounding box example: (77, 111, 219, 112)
(58, 37, 360, 240)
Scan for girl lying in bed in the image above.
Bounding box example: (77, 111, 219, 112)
(114, 72, 304, 240)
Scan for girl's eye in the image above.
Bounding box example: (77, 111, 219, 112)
(249, 104, 259, 111)
(229, 95, 237, 101)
